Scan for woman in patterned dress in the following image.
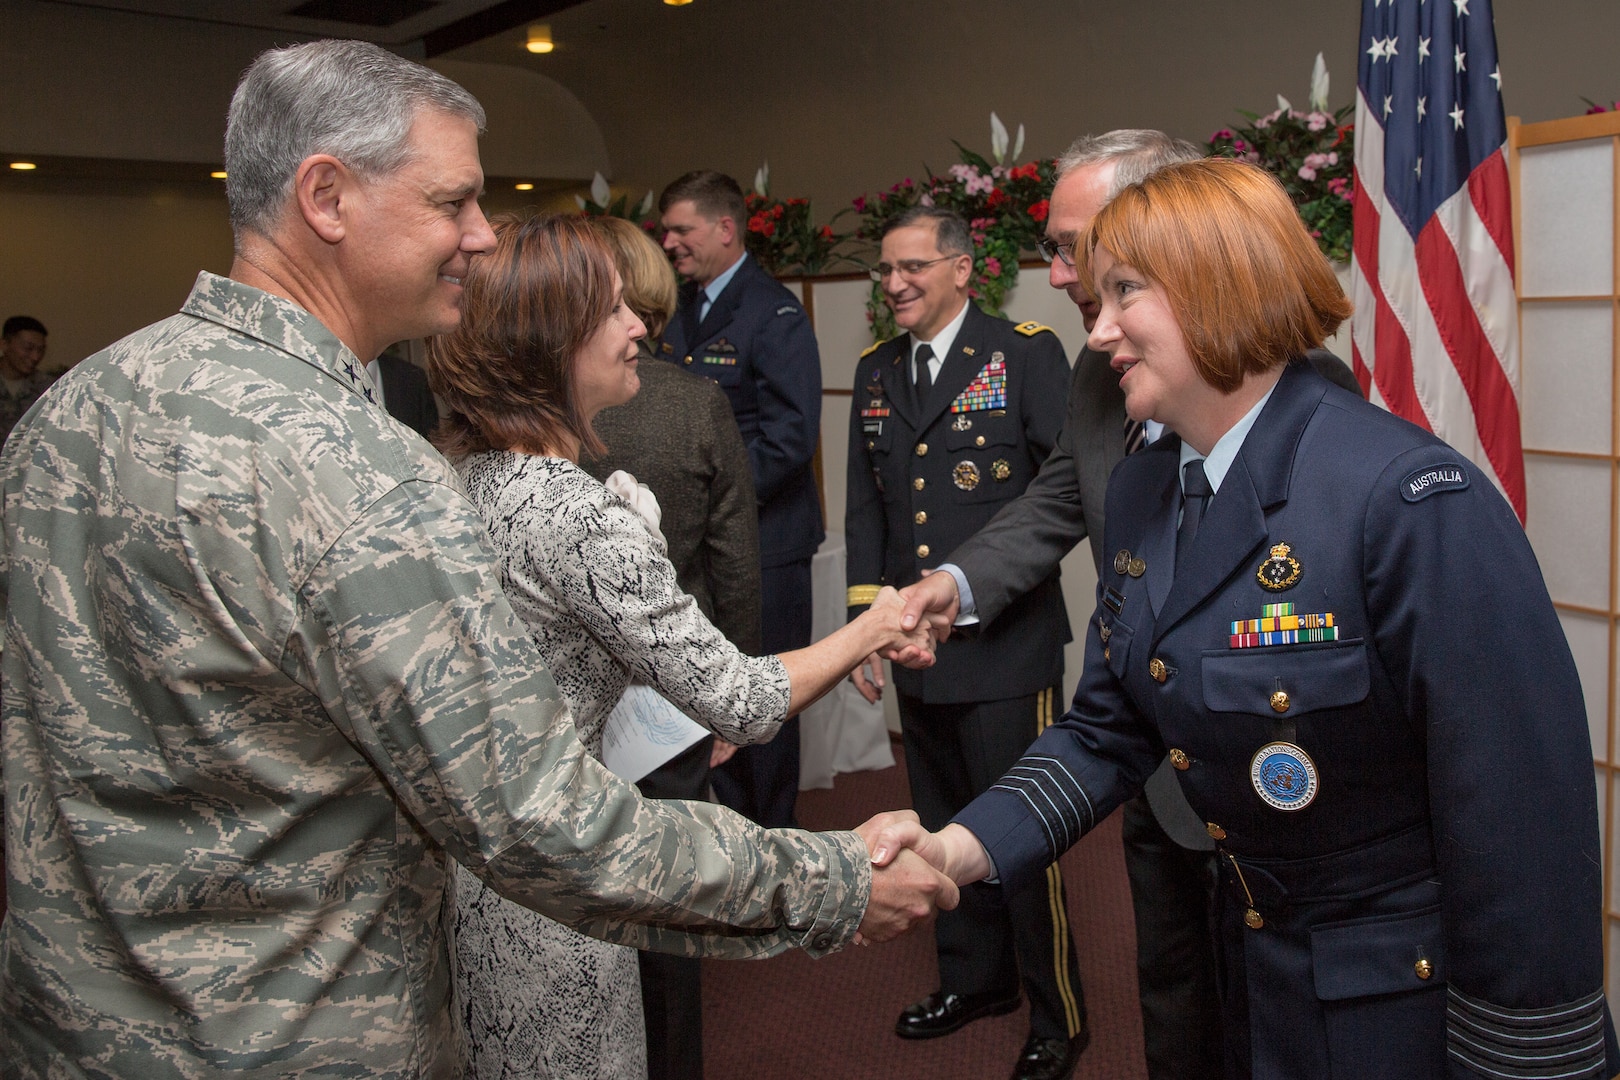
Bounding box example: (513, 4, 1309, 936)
(426, 213, 933, 1079)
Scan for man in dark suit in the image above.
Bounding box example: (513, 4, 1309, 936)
(895, 131, 1365, 1080)
(659, 170, 823, 829)
(368, 347, 439, 440)
(846, 205, 1085, 1080)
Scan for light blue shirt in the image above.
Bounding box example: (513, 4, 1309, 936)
(699, 252, 748, 323)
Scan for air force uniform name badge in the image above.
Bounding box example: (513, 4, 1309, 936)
(1401, 462, 1470, 502)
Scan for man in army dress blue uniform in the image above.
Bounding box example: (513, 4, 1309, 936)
(844, 206, 1087, 1080)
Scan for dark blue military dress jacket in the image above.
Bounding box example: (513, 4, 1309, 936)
(662, 254, 824, 568)
(844, 303, 1072, 705)
(956, 361, 1617, 1079)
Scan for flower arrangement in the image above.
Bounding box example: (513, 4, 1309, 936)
(1583, 98, 1620, 114)
(741, 163, 852, 276)
(1207, 54, 1355, 264)
(852, 114, 1055, 341)
(574, 172, 658, 231)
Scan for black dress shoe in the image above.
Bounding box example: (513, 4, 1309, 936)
(1010, 1029, 1089, 1080)
(893, 989, 1022, 1039)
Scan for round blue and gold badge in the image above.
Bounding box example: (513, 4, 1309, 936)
(1249, 741, 1319, 811)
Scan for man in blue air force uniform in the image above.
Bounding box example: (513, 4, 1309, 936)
(659, 169, 823, 829)
(845, 206, 1086, 1080)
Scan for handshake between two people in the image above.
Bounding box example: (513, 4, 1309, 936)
(850, 809, 994, 944)
(849, 571, 963, 704)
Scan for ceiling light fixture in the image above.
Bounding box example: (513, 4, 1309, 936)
(210, 171, 228, 180)
(9, 162, 37, 171)
(525, 25, 554, 53)
(515, 182, 535, 191)
(664, 0, 694, 6)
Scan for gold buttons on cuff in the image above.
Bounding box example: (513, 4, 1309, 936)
(1244, 908, 1265, 930)
(1270, 689, 1291, 714)
(914, 511, 928, 525)
(916, 545, 930, 559)
(1206, 822, 1227, 841)
(913, 477, 926, 491)
(1149, 658, 1168, 683)
(1169, 748, 1190, 771)
(975, 435, 986, 447)
(1414, 958, 1433, 980)
(915, 443, 928, 456)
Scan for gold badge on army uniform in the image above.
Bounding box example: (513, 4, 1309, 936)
(1256, 542, 1303, 591)
(991, 459, 1011, 482)
(952, 414, 973, 432)
(953, 461, 981, 490)
(1113, 550, 1132, 575)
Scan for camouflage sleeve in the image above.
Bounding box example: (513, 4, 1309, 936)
(291, 476, 870, 958)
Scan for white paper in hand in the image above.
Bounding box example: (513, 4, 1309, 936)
(600, 684, 709, 783)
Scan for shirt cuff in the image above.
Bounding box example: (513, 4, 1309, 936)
(938, 563, 980, 626)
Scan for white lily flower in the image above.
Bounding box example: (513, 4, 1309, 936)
(636, 191, 654, 217)
(1277, 94, 1293, 113)
(990, 112, 1009, 164)
(574, 194, 587, 211)
(1310, 53, 1330, 112)
(1013, 123, 1026, 163)
(754, 162, 770, 197)
(590, 171, 611, 207)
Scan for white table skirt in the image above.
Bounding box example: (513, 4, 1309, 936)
(799, 532, 895, 789)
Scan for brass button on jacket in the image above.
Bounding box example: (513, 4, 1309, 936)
(1271, 689, 1291, 713)
(1206, 822, 1227, 841)
(913, 477, 925, 491)
(916, 544, 930, 559)
(1169, 748, 1190, 771)
(975, 435, 986, 447)
(1149, 658, 1168, 683)
(1244, 908, 1265, 930)
(914, 511, 928, 525)
(915, 443, 928, 457)
(1414, 958, 1433, 980)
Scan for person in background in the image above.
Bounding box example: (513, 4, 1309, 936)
(844, 205, 1085, 1080)
(0, 316, 53, 444)
(581, 214, 759, 1080)
(659, 170, 822, 829)
(0, 41, 955, 1078)
(368, 341, 440, 440)
(427, 212, 940, 1079)
(872, 157, 1618, 1080)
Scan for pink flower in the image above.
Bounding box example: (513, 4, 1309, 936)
(1307, 111, 1330, 131)
(919, 192, 935, 207)
(1211, 128, 1235, 141)
(1243, 151, 1260, 164)
(1298, 165, 1318, 181)
(984, 256, 1003, 276)
(852, 195, 868, 212)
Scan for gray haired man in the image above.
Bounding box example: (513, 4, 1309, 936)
(893, 131, 1363, 1080)
(0, 40, 953, 1077)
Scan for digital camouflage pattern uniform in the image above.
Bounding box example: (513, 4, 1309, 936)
(0, 273, 870, 1079)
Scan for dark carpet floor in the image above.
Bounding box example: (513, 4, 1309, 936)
(701, 745, 1149, 1080)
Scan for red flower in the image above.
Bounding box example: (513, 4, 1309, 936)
(985, 187, 1008, 209)
(771, 204, 785, 219)
(1008, 162, 1040, 182)
(818, 225, 834, 240)
(748, 212, 775, 236)
(1028, 199, 1050, 222)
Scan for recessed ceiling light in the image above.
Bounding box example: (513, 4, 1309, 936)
(525, 24, 554, 53)
(514, 182, 535, 191)
(9, 162, 37, 171)
(210, 171, 228, 180)
(664, 0, 694, 6)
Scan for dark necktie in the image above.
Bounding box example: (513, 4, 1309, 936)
(1123, 416, 1147, 456)
(1176, 458, 1212, 572)
(914, 344, 935, 409)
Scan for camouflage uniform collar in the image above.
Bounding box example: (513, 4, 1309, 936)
(180, 271, 380, 406)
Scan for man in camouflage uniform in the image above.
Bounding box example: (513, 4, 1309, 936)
(0, 40, 954, 1079)
(0, 316, 53, 445)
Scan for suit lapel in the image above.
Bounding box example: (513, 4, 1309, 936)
(693, 257, 748, 342)
(1148, 361, 1327, 644)
(1077, 347, 1126, 481)
(1134, 439, 1180, 618)
(879, 335, 919, 430)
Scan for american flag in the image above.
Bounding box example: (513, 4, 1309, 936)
(1350, 0, 1524, 520)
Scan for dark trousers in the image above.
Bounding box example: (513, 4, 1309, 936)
(899, 686, 1086, 1042)
(711, 557, 810, 828)
(1120, 793, 1223, 1080)
(635, 737, 714, 1080)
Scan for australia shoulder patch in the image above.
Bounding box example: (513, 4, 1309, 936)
(1400, 461, 1470, 503)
